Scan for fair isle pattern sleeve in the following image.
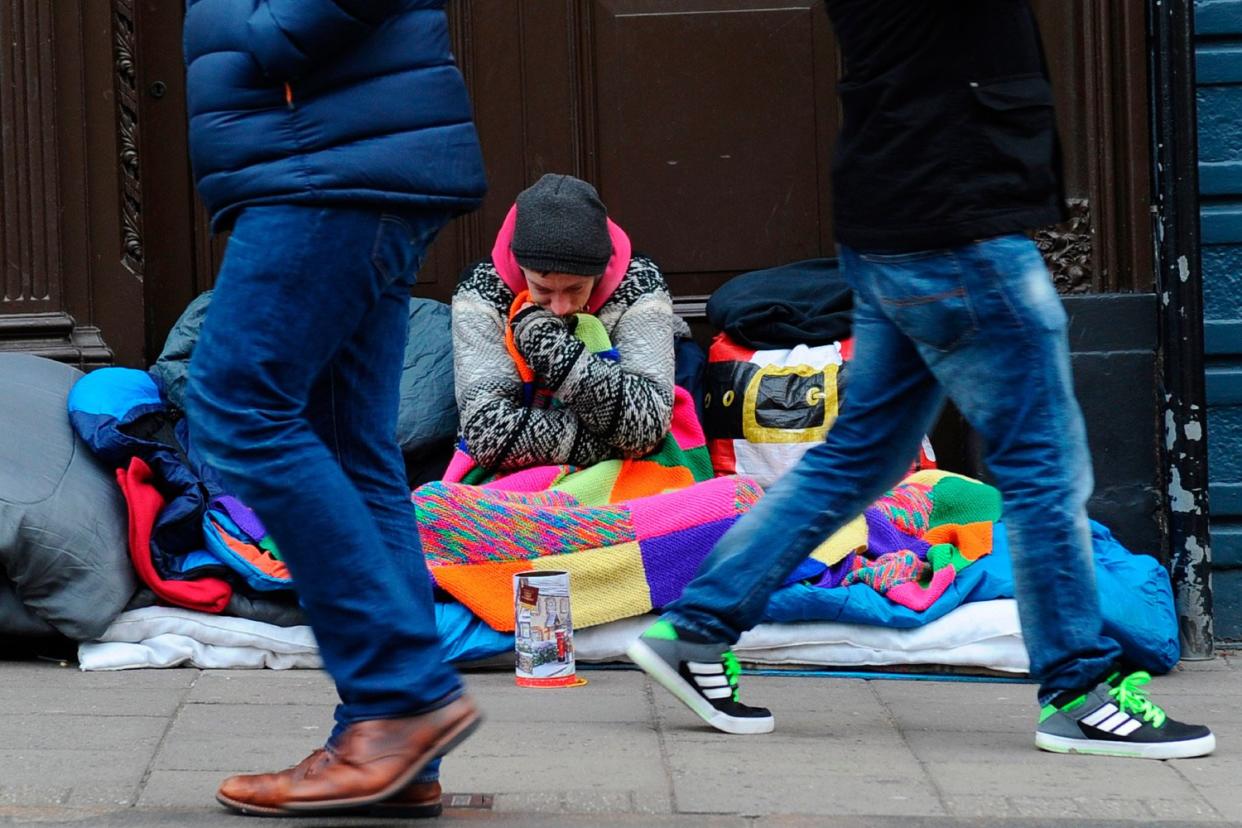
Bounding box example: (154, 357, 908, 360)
(452, 262, 612, 471)
(513, 256, 676, 456)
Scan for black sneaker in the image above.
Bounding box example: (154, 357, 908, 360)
(1035, 670, 1215, 759)
(626, 619, 774, 734)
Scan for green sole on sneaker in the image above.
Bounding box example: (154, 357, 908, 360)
(1035, 731, 1216, 760)
(627, 639, 774, 735)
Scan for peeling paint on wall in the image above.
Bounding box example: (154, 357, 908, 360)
(1167, 466, 1199, 514)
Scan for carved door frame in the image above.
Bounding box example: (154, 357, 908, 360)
(0, 1, 147, 367)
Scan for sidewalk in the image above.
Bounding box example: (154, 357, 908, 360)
(0, 654, 1238, 827)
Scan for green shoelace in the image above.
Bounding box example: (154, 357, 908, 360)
(722, 651, 742, 702)
(1110, 671, 1166, 728)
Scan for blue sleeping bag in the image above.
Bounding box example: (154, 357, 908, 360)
(763, 521, 1179, 673)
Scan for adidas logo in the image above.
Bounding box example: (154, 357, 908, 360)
(686, 660, 732, 702)
(1079, 702, 1143, 738)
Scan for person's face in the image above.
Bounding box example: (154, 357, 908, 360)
(522, 268, 596, 317)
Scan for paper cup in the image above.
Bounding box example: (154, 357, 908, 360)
(513, 570, 576, 687)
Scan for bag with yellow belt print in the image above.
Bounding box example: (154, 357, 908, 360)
(703, 333, 934, 488)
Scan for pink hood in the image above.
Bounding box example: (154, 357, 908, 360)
(490, 204, 632, 314)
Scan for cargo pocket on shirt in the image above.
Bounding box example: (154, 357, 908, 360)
(968, 74, 1058, 198)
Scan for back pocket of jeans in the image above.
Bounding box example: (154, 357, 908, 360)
(866, 253, 978, 353)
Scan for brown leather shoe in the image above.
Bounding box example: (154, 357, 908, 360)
(215, 695, 480, 816)
(368, 779, 444, 818)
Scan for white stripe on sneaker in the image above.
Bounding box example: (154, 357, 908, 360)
(1081, 703, 1118, 727)
(1113, 719, 1143, 737)
(703, 687, 733, 700)
(625, 639, 773, 735)
(687, 662, 723, 674)
(1098, 712, 1132, 733)
(695, 675, 729, 688)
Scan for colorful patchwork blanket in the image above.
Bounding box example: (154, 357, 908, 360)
(804, 470, 1003, 611)
(417, 475, 763, 630)
(417, 469, 1002, 631)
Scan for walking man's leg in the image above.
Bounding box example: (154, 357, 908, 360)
(305, 240, 450, 818)
(628, 268, 947, 733)
(187, 206, 481, 815)
(915, 235, 1213, 759)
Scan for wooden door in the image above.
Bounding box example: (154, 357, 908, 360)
(421, 0, 840, 309)
(115, 0, 1151, 356)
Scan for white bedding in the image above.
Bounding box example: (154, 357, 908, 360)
(78, 606, 320, 670)
(576, 599, 1028, 673)
(79, 599, 1029, 674)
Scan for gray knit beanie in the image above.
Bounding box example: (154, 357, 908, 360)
(511, 174, 613, 276)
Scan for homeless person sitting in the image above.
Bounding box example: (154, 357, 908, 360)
(451, 173, 680, 473)
(418, 174, 754, 635)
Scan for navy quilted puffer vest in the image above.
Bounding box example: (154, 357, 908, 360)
(183, 0, 486, 231)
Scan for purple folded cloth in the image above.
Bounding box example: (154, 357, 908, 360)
(211, 495, 267, 542)
(865, 508, 930, 559)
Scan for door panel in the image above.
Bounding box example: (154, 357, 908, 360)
(592, 1, 835, 285)
(426, 0, 838, 304)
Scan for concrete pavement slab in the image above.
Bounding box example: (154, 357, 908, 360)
(151, 702, 334, 773)
(440, 719, 670, 796)
(0, 683, 186, 718)
(491, 789, 674, 815)
(903, 729, 1215, 807)
(135, 771, 225, 809)
(650, 674, 895, 738)
(463, 669, 655, 723)
(1169, 755, 1242, 821)
(667, 757, 945, 817)
(870, 678, 1037, 732)
(0, 749, 150, 807)
(1145, 796, 1231, 822)
(186, 669, 335, 705)
(2, 658, 1241, 824)
(662, 725, 917, 772)
(0, 664, 197, 690)
(0, 810, 761, 827)
(2, 814, 1236, 828)
(940, 794, 1220, 822)
(659, 693, 937, 818)
(0, 714, 165, 752)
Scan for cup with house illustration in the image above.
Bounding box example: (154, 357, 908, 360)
(513, 570, 576, 687)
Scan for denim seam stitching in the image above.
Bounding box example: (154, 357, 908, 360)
(371, 215, 408, 285)
(874, 250, 979, 353)
(977, 248, 1033, 335)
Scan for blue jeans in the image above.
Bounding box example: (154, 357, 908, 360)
(665, 235, 1122, 700)
(186, 205, 459, 780)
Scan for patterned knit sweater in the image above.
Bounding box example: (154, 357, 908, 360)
(452, 255, 678, 472)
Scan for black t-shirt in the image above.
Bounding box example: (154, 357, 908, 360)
(822, 0, 1067, 251)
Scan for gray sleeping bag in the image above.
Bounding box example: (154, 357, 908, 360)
(151, 291, 459, 472)
(0, 354, 135, 639)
